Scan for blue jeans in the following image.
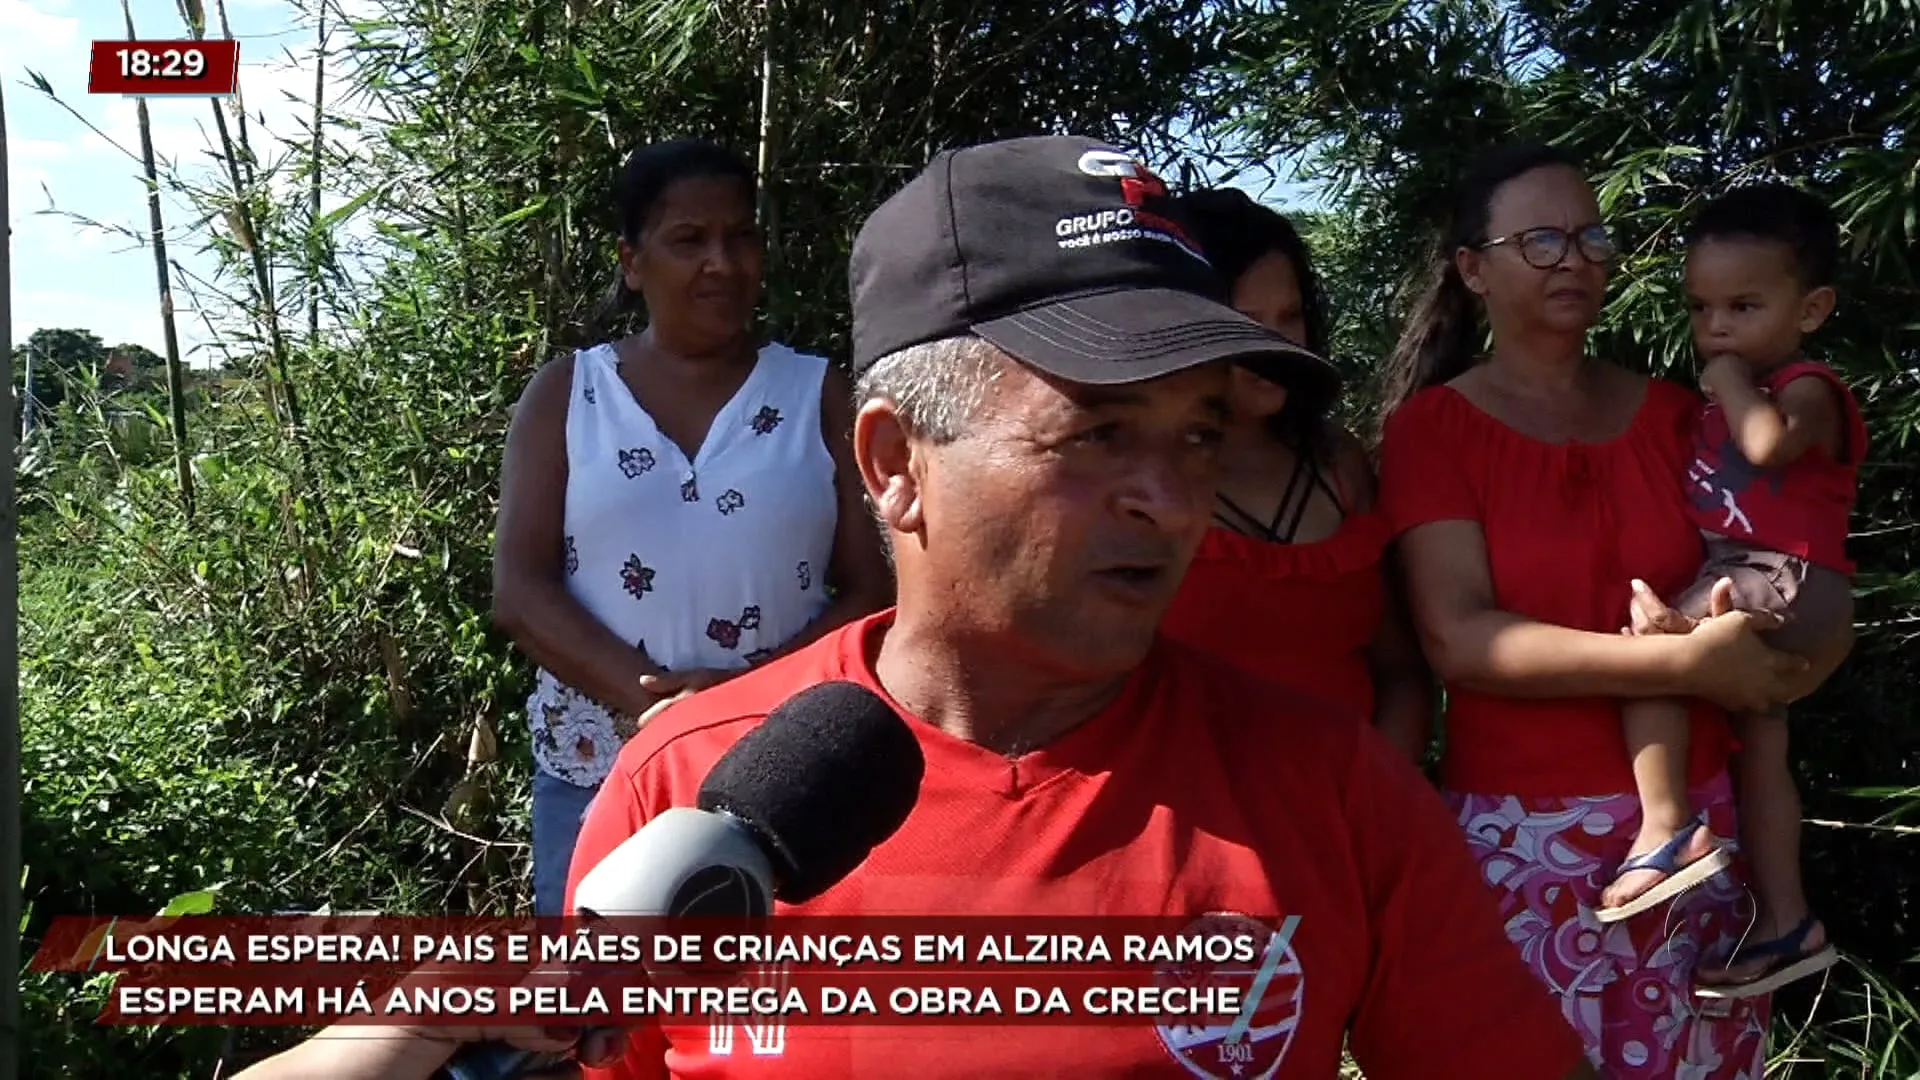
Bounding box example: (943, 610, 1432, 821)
(530, 767, 600, 916)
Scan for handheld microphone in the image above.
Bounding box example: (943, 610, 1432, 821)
(437, 680, 925, 1080)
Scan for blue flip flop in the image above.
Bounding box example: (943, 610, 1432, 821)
(1694, 916, 1838, 1000)
(1595, 814, 1733, 924)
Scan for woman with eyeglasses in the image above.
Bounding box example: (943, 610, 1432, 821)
(1373, 144, 1801, 1078)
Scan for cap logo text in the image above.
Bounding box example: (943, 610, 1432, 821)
(1065, 146, 1206, 262)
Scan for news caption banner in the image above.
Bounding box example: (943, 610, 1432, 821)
(87, 39, 242, 97)
(30, 914, 1302, 1031)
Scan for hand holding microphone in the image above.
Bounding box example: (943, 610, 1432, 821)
(438, 680, 926, 1080)
(229, 1021, 622, 1080)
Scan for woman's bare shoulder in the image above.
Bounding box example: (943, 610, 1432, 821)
(505, 348, 585, 432)
(1325, 422, 1380, 508)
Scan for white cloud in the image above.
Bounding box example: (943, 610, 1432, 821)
(8, 0, 383, 357)
(237, 39, 371, 156)
(0, 0, 77, 66)
(12, 287, 199, 358)
(11, 137, 71, 163)
(8, 140, 68, 210)
(333, 0, 386, 20)
(83, 36, 371, 198)
(229, 0, 384, 21)
(94, 98, 212, 173)
(10, 165, 54, 205)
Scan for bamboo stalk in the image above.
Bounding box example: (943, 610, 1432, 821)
(537, 0, 564, 351)
(308, 4, 327, 349)
(207, 0, 255, 191)
(124, 0, 197, 522)
(195, 0, 330, 533)
(19, 341, 32, 439)
(755, 0, 781, 272)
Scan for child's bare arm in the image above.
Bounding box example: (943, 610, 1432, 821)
(1702, 357, 1845, 469)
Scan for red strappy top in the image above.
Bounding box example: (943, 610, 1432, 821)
(1160, 456, 1391, 720)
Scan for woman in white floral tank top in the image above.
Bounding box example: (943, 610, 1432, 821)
(491, 140, 894, 914)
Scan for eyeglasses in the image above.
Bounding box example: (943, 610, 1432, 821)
(1479, 224, 1619, 269)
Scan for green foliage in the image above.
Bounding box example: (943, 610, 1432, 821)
(1217, 0, 1920, 1071)
(16, 327, 107, 415)
(1767, 956, 1920, 1078)
(17, 0, 1917, 1075)
(18, 478, 498, 1073)
(19, 2, 1241, 1073)
(338, 0, 1233, 366)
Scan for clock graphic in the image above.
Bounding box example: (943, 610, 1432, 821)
(88, 40, 240, 97)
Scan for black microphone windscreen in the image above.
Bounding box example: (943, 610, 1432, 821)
(695, 680, 925, 904)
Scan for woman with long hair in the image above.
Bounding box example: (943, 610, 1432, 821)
(1160, 188, 1432, 760)
(1375, 143, 1812, 1076)
(490, 139, 893, 915)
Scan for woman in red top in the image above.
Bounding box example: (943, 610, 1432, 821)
(1375, 144, 1811, 1078)
(1159, 188, 1432, 761)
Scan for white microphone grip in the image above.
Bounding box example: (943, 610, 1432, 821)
(573, 806, 777, 918)
(436, 808, 778, 1079)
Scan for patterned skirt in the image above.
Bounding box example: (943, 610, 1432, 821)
(1446, 774, 1772, 1079)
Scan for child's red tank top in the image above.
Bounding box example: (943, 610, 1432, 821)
(1685, 359, 1867, 574)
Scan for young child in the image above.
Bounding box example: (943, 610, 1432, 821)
(1595, 183, 1866, 999)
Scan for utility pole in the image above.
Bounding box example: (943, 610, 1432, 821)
(1, 71, 24, 1080)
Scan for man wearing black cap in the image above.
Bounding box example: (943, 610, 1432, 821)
(568, 135, 1595, 1080)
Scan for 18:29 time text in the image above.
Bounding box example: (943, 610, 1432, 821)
(117, 47, 207, 81)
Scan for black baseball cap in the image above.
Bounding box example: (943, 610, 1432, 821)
(849, 134, 1339, 400)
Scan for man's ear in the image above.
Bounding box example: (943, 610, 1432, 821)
(853, 398, 924, 535)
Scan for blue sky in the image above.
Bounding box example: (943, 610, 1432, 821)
(4, 0, 370, 364)
(5, 1, 1314, 364)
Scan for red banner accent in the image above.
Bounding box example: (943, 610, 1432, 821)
(87, 40, 240, 96)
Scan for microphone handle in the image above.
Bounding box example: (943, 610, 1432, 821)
(434, 1042, 571, 1080)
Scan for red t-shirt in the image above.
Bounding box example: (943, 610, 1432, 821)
(566, 610, 1582, 1080)
(1158, 510, 1392, 719)
(1686, 358, 1867, 574)
(1377, 380, 1734, 798)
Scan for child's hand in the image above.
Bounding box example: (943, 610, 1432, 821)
(1620, 578, 1695, 636)
(1699, 355, 1749, 400)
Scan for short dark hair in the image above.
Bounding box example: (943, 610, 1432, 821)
(585, 140, 756, 339)
(613, 139, 755, 244)
(1688, 182, 1840, 289)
